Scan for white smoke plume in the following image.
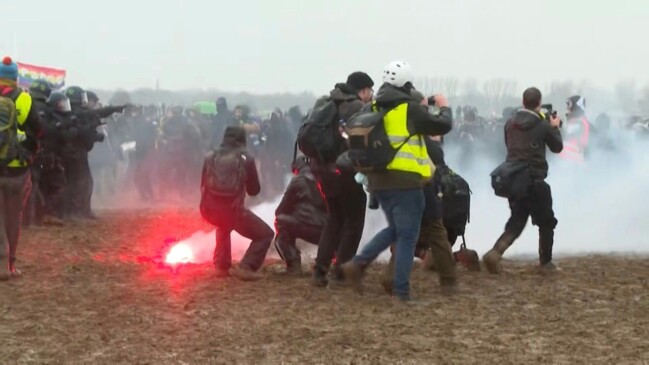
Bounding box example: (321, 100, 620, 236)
(166, 198, 283, 265)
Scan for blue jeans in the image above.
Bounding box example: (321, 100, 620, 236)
(353, 188, 425, 299)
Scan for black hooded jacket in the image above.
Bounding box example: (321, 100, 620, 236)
(201, 126, 260, 203)
(366, 83, 453, 191)
(505, 109, 563, 179)
(275, 165, 327, 228)
(310, 83, 365, 198)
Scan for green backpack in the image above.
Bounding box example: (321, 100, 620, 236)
(0, 89, 21, 165)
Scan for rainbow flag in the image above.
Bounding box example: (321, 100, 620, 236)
(17, 62, 66, 90)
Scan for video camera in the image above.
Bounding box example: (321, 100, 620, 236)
(541, 103, 562, 127)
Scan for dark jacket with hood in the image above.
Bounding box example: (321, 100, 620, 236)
(366, 83, 453, 191)
(505, 109, 563, 179)
(310, 83, 365, 198)
(201, 126, 260, 211)
(275, 163, 327, 228)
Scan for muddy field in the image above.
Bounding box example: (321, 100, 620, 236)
(1, 208, 648, 364)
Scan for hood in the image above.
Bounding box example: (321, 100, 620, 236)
(220, 126, 247, 148)
(375, 82, 412, 107)
(329, 83, 359, 103)
(216, 103, 229, 114)
(512, 109, 543, 131)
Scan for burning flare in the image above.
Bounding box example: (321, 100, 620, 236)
(165, 243, 194, 265)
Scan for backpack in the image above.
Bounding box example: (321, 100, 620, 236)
(296, 99, 340, 163)
(345, 107, 410, 172)
(0, 89, 22, 165)
(204, 149, 247, 198)
(437, 165, 471, 236)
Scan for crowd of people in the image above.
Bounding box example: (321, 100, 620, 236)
(0, 54, 643, 303)
(196, 60, 595, 303)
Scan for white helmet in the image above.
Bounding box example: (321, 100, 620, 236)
(382, 61, 413, 88)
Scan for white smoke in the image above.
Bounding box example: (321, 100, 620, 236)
(167, 198, 283, 264)
(171, 129, 649, 266)
(438, 130, 649, 258)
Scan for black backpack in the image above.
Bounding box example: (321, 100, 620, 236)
(296, 99, 340, 163)
(437, 165, 471, 236)
(344, 107, 410, 172)
(204, 149, 246, 198)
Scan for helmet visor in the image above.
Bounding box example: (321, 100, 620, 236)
(57, 98, 72, 112)
(81, 92, 89, 107)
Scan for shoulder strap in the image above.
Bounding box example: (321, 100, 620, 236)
(0, 88, 21, 101)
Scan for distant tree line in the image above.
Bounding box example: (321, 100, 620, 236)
(90, 78, 649, 117)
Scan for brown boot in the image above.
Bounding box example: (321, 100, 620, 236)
(341, 261, 365, 293)
(42, 215, 65, 227)
(229, 265, 263, 281)
(483, 231, 517, 274)
(381, 254, 396, 295)
(214, 267, 230, 278)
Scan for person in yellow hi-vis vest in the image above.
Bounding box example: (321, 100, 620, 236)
(341, 61, 454, 302)
(0, 56, 43, 280)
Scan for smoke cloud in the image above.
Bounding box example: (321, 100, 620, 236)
(167, 125, 649, 266)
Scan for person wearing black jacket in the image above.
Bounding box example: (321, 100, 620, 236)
(37, 91, 74, 225)
(483, 87, 563, 274)
(23, 79, 53, 227)
(64, 86, 125, 219)
(310, 71, 374, 287)
(341, 61, 454, 301)
(202, 126, 274, 281)
(274, 155, 327, 274)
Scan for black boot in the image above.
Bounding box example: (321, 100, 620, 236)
(538, 228, 559, 273)
(311, 265, 328, 287)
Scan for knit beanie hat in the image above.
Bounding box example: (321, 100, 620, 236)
(0, 56, 19, 81)
(346, 71, 374, 92)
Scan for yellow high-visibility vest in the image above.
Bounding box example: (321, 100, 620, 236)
(7, 91, 33, 168)
(381, 102, 434, 179)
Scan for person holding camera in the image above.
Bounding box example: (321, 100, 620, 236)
(484, 87, 563, 274)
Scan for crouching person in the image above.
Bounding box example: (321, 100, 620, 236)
(274, 155, 327, 274)
(200, 126, 274, 281)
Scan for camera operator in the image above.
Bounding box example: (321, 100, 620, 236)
(484, 87, 563, 274)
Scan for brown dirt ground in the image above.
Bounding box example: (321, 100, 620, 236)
(1, 208, 648, 364)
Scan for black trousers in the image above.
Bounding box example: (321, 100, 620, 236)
(505, 180, 558, 264)
(214, 208, 274, 271)
(63, 157, 84, 217)
(274, 214, 322, 265)
(314, 181, 366, 274)
(133, 153, 155, 200)
(79, 155, 94, 215)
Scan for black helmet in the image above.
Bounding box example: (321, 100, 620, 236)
(86, 90, 99, 103)
(29, 79, 53, 100)
(65, 86, 88, 106)
(47, 91, 71, 113)
(566, 95, 586, 112)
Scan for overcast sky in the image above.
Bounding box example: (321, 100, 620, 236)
(2, 0, 647, 94)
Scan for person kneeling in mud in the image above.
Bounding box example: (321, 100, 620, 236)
(273, 155, 327, 274)
(200, 126, 274, 281)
